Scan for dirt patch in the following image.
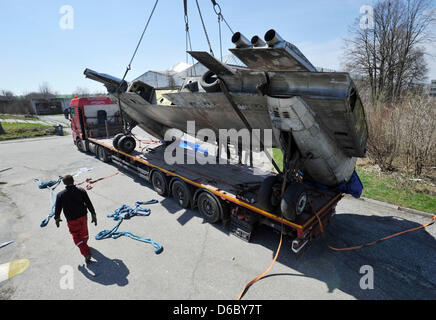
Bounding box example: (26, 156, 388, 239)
(0, 284, 15, 300)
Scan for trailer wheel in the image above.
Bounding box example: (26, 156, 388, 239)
(197, 192, 221, 224)
(97, 145, 111, 163)
(151, 170, 168, 196)
(118, 136, 136, 154)
(257, 175, 280, 212)
(113, 133, 125, 150)
(171, 179, 191, 209)
(281, 183, 308, 222)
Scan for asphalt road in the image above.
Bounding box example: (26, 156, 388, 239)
(0, 133, 435, 300)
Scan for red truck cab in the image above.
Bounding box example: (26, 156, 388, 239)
(66, 96, 123, 152)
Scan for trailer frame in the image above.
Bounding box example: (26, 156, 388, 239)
(83, 135, 342, 254)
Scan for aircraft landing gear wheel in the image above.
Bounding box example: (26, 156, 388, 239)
(113, 133, 125, 150)
(118, 136, 136, 154)
(281, 183, 308, 222)
(257, 175, 280, 212)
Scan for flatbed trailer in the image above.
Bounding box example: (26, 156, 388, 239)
(81, 134, 342, 254)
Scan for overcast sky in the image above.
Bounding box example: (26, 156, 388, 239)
(0, 0, 435, 95)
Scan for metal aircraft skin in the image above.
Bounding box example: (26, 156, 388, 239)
(85, 30, 368, 187)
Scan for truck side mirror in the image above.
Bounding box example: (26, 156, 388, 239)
(64, 108, 70, 120)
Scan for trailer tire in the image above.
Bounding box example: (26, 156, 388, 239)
(281, 183, 308, 222)
(171, 179, 191, 209)
(97, 145, 111, 163)
(257, 175, 280, 212)
(113, 133, 125, 150)
(197, 192, 221, 224)
(118, 136, 136, 154)
(151, 170, 168, 196)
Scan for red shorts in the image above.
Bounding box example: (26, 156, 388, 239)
(67, 215, 91, 257)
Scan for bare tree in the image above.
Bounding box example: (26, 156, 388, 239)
(1, 90, 14, 98)
(399, 94, 436, 175)
(344, 0, 435, 103)
(74, 87, 91, 97)
(39, 82, 55, 98)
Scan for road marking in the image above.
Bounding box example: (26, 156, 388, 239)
(0, 259, 30, 283)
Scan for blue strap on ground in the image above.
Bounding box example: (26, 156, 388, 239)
(35, 177, 62, 228)
(95, 200, 163, 254)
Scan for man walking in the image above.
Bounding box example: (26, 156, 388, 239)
(54, 175, 97, 263)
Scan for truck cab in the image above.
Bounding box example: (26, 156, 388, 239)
(66, 96, 124, 151)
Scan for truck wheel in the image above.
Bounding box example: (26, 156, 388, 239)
(197, 192, 221, 224)
(97, 145, 111, 163)
(171, 179, 191, 209)
(118, 136, 136, 154)
(281, 183, 308, 222)
(76, 138, 85, 153)
(151, 170, 168, 196)
(113, 133, 125, 150)
(257, 176, 280, 212)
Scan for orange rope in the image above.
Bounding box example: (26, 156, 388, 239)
(236, 193, 435, 299)
(315, 209, 436, 252)
(236, 232, 283, 300)
(236, 170, 289, 300)
(77, 171, 120, 190)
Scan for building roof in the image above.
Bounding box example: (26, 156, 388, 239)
(134, 53, 246, 89)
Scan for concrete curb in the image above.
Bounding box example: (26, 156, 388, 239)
(357, 196, 435, 219)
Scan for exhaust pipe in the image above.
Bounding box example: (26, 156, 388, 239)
(264, 29, 284, 47)
(232, 32, 252, 48)
(251, 35, 267, 47)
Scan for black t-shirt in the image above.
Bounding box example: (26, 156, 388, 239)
(54, 185, 96, 222)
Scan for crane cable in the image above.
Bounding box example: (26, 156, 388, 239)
(210, 0, 234, 62)
(211, 0, 234, 34)
(116, 0, 159, 132)
(195, 0, 215, 57)
(120, 0, 160, 85)
(184, 0, 197, 76)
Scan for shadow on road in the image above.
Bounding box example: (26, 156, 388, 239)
(248, 213, 436, 300)
(104, 160, 436, 299)
(77, 247, 129, 287)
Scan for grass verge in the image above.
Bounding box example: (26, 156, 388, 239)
(356, 164, 435, 214)
(0, 114, 38, 120)
(0, 122, 57, 141)
(273, 148, 435, 214)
